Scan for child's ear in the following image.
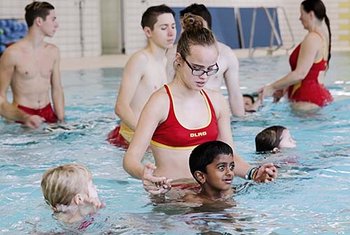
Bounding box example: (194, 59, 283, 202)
(143, 26, 152, 38)
(35, 17, 43, 26)
(194, 171, 206, 184)
(271, 147, 280, 153)
(72, 193, 85, 205)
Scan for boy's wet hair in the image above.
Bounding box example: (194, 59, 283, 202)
(25, 1, 55, 27)
(141, 4, 175, 30)
(189, 141, 233, 177)
(180, 3, 212, 29)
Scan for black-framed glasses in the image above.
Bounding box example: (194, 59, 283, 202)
(182, 57, 219, 76)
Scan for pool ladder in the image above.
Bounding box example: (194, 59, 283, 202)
(236, 6, 295, 57)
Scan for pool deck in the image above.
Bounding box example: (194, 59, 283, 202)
(60, 48, 291, 71)
(60, 54, 130, 71)
(60, 47, 350, 71)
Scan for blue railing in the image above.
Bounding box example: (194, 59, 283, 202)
(172, 6, 294, 56)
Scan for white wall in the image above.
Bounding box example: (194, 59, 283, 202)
(0, 0, 101, 58)
(122, 0, 350, 55)
(100, 0, 123, 54)
(1, 0, 349, 58)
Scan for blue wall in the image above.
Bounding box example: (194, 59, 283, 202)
(172, 7, 281, 50)
(0, 19, 27, 54)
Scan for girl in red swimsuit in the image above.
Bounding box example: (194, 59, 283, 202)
(123, 14, 277, 196)
(260, 0, 333, 111)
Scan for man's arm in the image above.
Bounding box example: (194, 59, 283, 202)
(222, 47, 245, 117)
(0, 48, 17, 117)
(165, 46, 177, 83)
(51, 46, 65, 121)
(213, 91, 250, 177)
(115, 52, 146, 130)
(0, 96, 42, 128)
(0, 49, 43, 128)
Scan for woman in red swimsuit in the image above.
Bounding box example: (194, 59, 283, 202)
(260, 0, 332, 111)
(123, 14, 277, 195)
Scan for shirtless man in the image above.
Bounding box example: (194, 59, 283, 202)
(124, 14, 277, 195)
(0, 1, 64, 128)
(0, 96, 42, 128)
(166, 4, 245, 117)
(107, 4, 176, 147)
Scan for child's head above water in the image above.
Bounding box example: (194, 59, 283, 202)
(243, 93, 262, 112)
(255, 125, 296, 153)
(189, 141, 235, 199)
(243, 94, 255, 110)
(41, 163, 103, 223)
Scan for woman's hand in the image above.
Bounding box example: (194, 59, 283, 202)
(253, 163, 278, 183)
(272, 89, 286, 103)
(257, 84, 274, 105)
(142, 163, 172, 195)
(259, 84, 275, 99)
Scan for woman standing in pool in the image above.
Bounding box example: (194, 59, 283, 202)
(123, 14, 277, 194)
(260, 0, 332, 111)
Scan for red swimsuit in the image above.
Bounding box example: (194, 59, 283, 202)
(17, 103, 58, 123)
(151, 85, 218, 149)
(287, 44, 333, 107)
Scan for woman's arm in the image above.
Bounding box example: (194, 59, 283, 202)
(262, 33, 322, 97)
(51, 46, 65, 121)
(123, 89, 166, 179)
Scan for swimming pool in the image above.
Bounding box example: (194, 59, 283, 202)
(1, 52, 349, 234)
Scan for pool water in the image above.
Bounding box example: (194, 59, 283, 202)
(0, 52, 349, 234)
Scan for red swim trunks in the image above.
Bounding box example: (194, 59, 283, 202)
(107, 125, 130, 149)
(18, 103, 58, 123)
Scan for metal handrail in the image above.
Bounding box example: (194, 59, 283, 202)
(278, 6, 295, 51)
(235, 8, 245, 48)
(247, 6, 295, 57)
(78, 0, 85, 57)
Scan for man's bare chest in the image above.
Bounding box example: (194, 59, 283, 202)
(15, 55, 54, 81)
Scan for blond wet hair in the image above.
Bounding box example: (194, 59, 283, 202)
(41, 163, 91, 212)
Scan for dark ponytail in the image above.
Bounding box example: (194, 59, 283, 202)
(324, 14, 331, 66)
(301, 0, 331, 67)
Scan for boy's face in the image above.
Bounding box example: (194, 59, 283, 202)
(243, 96, 254, 111)
(148, 13, 176, 49)
(39, 10, 59, 37)
(203, 153, 235, 192)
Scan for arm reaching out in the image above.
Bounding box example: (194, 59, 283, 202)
(142, 163, 172, 195)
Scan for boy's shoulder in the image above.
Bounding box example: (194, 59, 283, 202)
(182, 191, 204, 204)
(127, 48, 158, 68)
